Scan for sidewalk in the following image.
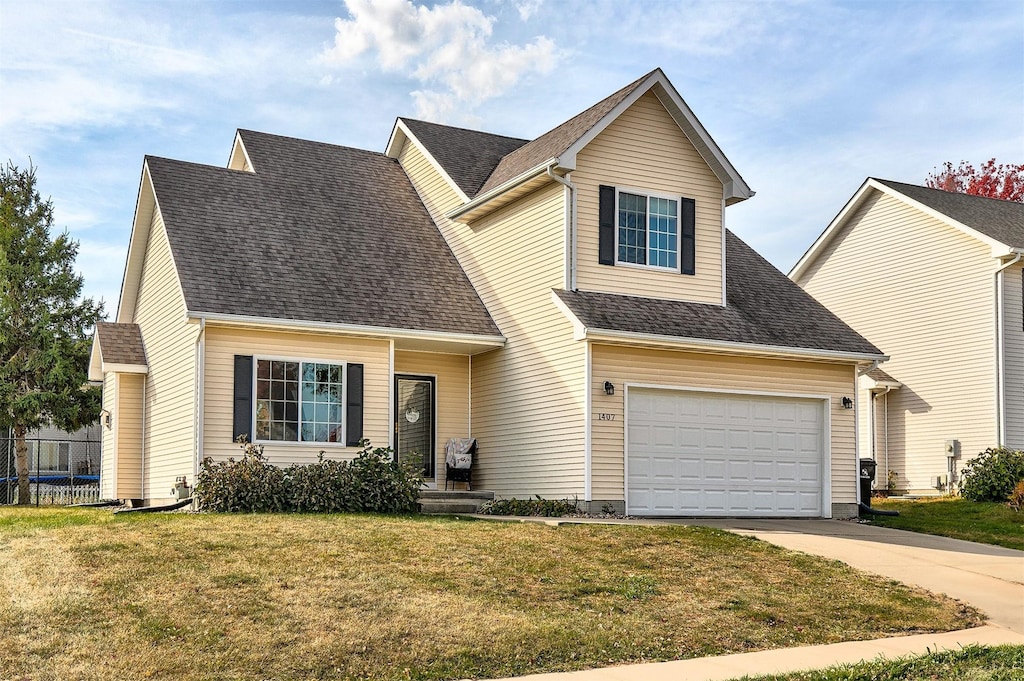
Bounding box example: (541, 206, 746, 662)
(477, 516, 1024, 681)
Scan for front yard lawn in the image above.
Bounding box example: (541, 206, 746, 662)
(867, 497, 1024, 550)
(737, 644, 1024, 680)
(0, 508, 982, 681)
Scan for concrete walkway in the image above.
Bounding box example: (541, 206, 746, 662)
(481, 517, 1024, 681)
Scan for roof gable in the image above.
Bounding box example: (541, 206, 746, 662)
(791, 178, 1024, 281)
(144, 130, 499, 338)
(88, 322, 148, 380)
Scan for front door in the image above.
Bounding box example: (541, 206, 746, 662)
(395, 375, 435, 479)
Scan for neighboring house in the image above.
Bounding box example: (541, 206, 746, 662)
(2, 422, 102, 504)
(91, 68, 883, 517)
(791, 178, 1024, 494)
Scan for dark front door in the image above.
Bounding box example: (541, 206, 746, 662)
(395, 375, 435, 479)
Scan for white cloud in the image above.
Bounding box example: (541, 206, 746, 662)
(321, 0, 558, 121)
(513, 0, 544, 21)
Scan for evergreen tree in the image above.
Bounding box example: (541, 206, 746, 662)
(0, 161, 103, 504)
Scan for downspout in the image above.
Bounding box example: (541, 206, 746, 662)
(140, 377, 146, 500)
(995, 251, 1023, 446)
(874, 386, 893, 489)
(193, 318, 206, 487)
(546, 165, 577, 291)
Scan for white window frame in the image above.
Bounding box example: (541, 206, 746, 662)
(614, 186, 682, 272)
(251, 355, 348, 447)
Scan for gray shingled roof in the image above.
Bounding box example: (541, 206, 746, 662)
(475, 70, 653, 195)
(555, 230, 882, 357)
(95, 322, 148, 366)
(146, 131, 499, 337)
(400, 119, 527, 198)
(866, 367, 899, 384)
(875, 179, 1024, 249)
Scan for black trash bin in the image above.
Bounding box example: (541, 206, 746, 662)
(859, 458, 877, 507)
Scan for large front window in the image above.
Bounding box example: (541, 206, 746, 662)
(617, 190, 679, 269)
(255, 359, 344, 443)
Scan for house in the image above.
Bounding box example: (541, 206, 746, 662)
(2, 422, 102, 504)
(791, 178, 1024, 494)
(90, 68, 884, 517)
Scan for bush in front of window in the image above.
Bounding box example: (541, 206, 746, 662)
(478, 495, 579, 517)
(959, 447, 1024, 502)
(194, 438, 423, 514)
(193, 439, 290, 513)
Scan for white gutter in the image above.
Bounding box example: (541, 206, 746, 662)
(446, 158, 559, 221)
(857, 359, 882, 376)
(995, 250, 1023, 445)
(186, 311, 505, 350)
(583, 328, 888, 364)
(546, 165, 577, 291)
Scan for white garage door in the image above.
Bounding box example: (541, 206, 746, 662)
(626, 389, 825, 517)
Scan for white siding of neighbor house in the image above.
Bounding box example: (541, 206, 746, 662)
(796, 189, 998, 493)
(1002, 261, 1024, 449)
(201, 326, 391, 467)
(399, 140, 587, 498)
(590, 344, 858, 507)
(394, 350, 470, 487)
(130, 207, 198, 501)
(573, 91, 725, 305)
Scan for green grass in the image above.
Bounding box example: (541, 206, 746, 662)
(737, 644, 1024, 680)
(0, 507, 984, 681)
(866, 497, 1024, 550)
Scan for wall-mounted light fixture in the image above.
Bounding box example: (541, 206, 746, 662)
(841, 396, 853, 409)
(604, 381, 615, 396)
(100, 409, 112, 428)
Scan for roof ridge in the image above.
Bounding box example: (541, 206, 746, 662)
(874, 177, 1024, 207)
(399, 118, 529, 144)
(237, 129, 389, 159)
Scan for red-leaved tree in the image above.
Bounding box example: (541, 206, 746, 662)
(926, 159, 1024, 203)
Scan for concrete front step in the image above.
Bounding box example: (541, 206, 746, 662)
(418, 489, 494, 514)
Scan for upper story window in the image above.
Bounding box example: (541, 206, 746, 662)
(255, 358, 344, 443)
(618, 191, 679, 269)
(599, 184, 696, 275)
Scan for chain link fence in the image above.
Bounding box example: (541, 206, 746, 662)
(2, 426, 102, 505)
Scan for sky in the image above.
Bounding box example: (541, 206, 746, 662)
(1, 0, 1022, 316)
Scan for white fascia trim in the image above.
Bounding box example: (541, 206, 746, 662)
(115, 163, 156, 323)
(102, 362, 149, 375)
(88, 335, 104, 382)
(558, 69, 752, 204)
(550, 291, 588, 340)
(227, 131, 255, 173)
(585, 327, 887, 363)
(386, 119, 470, 203)
(790, 178, 1013, 281)
(446, 158, 558, 221)
(188, 311, 506, 348)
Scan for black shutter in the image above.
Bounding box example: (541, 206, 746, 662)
(346, 363, 364, 447)
(680, 197, 696, 275)
(232, 355, 253, 443)
(599, 185, 616, 265)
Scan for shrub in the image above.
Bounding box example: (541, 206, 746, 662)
(478, 495, 579, 517)
(193, 439, 289, 513)
(194, 439, 423, 514)
(959, 447, 1024, 502)
(1008, 481, 1024, 512)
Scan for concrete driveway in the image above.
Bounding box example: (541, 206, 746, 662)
(683, 519, 1024, 633)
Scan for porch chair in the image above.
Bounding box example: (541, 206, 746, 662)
(444, 438, 477, 490)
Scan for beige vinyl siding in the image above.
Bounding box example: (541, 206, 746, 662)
(395, 350, 470, 486)
(797, 190, 997, 492)
(202, 326, 390, 467)
(574, 91, 724, 304)
(1003, 261, 1024, 448)
(100, 372, 117, 499)
(131, 207, 197, 500)
(591, 344, 858, 505)
(399, 141, 587, 498)
(115, 373, 144, 498)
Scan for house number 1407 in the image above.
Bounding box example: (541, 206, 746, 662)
(598, 413, 615, 421)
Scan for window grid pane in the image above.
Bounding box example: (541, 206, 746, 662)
(648, 196, 678, 268)
(256, 360, 300, 441)
(618, 192, 647, 265)
(256, 359, 344, 443)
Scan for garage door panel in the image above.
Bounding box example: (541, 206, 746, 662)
(627, 389, 824, 517)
